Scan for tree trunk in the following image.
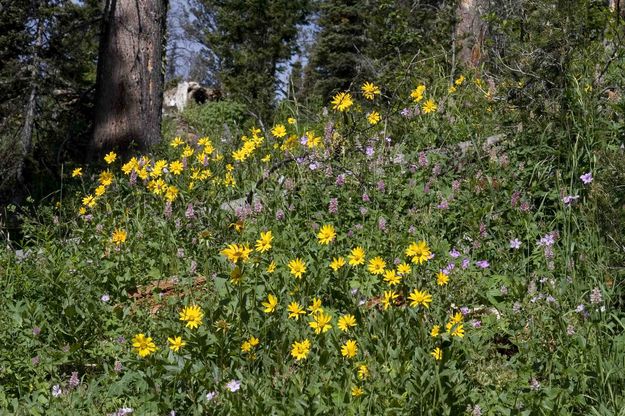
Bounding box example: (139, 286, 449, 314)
(92, 0, 168, 154)
(454, 0, 488, 68)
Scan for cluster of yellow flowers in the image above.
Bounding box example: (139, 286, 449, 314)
(232, 128, 264, 162)
(216, 218, 462, 384)
(133, 304, 204, 358)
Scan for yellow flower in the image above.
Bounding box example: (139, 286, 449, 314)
(308, 298, 323, 315)
(357, 364, 369, 380)
(165, 185, 179, 202)
(221, 243, 252, 264)
(182, 145, 194, 158)
(367, 256, 386, 275)
(455, 75, 465, 86)
(348, 247, 366, 266)
(78, 207, 86, 215)
(449, 312, 463, 325)
(410, 85, 426, 102)
(367, 111, 381, 125)
(169, 160, 184, 175)
(290, 339, 311, 361)
(170, 137, 184, 147)
(422, 99, 437, 114)
(167, 336, 186, 352)
(151, 160, 168, 178)
(122, 158, 137, 175)
(396, 262, 411, 275)
(230, 266, 242, 285)
(329, 257, 346, 272)
(446, 322, 465, 338)
(341, 339, 358, 358)
(331, 92, 353, 112)
(361, 81, 381, 100)
(132, 333, 157, 357)
(261, 154, 271, 163)
(288, 302, 306, 320)
(383, 269, 401, 286)
(82, 194, 97, 208)
(71, 167, 83, 177)
(179, 304, 204, 329)
(408, 289, 432, 308)
(266, 261, 276, 273)
(104, 151, 117, 164)
(382, 290, 398, 310)
(431, 347, 443, 360)
(287, 117, 297, 124)
(448, 85, 457, 94)
(317, 224, 336, 245)
(351, 386, 364, 397)
(241, 340, 252, 353)
(430, 325, 441, 337)
(271, 124, 287, 138)
(95, 185, 106, 197)
(255, 230, 273, 253)
(111, 229, 127, 245)
(338, 314, 357, 331)
(436, 271, 449, 286)
(99, 170, 114, 187)
(262, 294, 278, 313)
(288, 258, 306, 279)
(309, 312, 332, 334)
(406, 241, 431, 265)
(249, 336, 259, 347)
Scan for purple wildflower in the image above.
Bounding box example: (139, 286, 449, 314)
(418, 152, 428, 167)
(378, 217, 387, 231)
(185, 203, 195, 219)
(32, 327, 41, 336)
(226, 379, 241, 392)
(461, 258, 470, 269)
(590, 287, 602, 304)
(562, 195, 579, 205)
(52, 385, 62, 397)
(510, 239, 521, 249)
(580, 172, 593, 184)
(476, 260, 489, 269)
(377, 180, 385, 192)
(362, 193, 370, 203)
(275, 209, 285, 221)
(449, 248, 461, 258)
(206, 391, 218, 401)
(164, 201, 172, 218)
(69, 371, 80, 388)
(101, 294, 110, 302)
(335, 174, 345, 186)
(365, 147, 375, 158)
(328, 198, 338, 214)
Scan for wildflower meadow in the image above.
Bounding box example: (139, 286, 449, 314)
(2, 68, 625, 416)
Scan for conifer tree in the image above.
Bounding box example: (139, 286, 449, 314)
(187, 0, 310, 122)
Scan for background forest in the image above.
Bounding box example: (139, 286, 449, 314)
(1, 0, 625, 414)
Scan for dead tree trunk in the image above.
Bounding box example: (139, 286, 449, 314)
(454, 0, 488, 68)
(92, 0, 168, 154)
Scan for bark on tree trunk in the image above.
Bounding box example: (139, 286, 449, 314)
(454, 0, 488, 68)
(92, 0, 168, 154)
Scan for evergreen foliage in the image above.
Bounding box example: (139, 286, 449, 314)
(187, 0, 311, 121)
